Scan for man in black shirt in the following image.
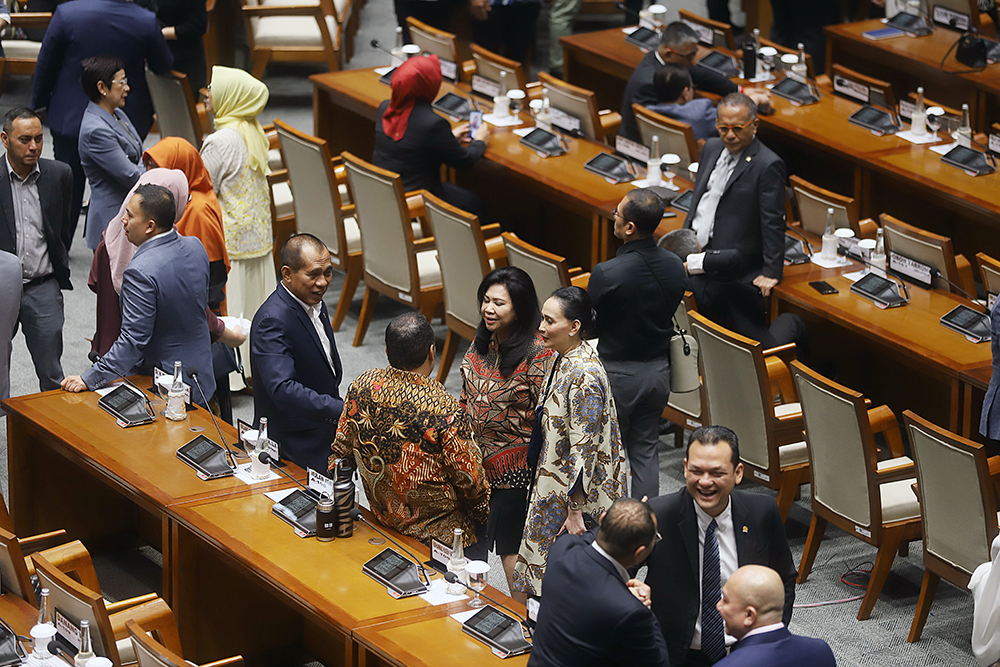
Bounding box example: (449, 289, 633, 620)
(589, 188, 686, 499)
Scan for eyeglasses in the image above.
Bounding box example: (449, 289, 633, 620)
(715, 120, 755, 135)
(668, 47, 699, 62)
(111, 78, 128, 87)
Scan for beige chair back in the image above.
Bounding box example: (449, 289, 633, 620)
(470, 43, 528, 92)
(632, 104, 699, 171)
(977, 252, 1000, 301)
(423, 193, 491, 331)
(537, 72, 601, 142)
(145, 67, 202, 148)
(689, 312, 770, 473)
(406, 17, 460, 65)
(906, 412, 996, 576)
(502, 232, 570, 306)
(880, 213, 958, 292)
(790, 175, 857, 237)
(792, 363, 875, 531)
(275, 119, 345, 258)
(0, 527, 34, 604)
(342, 153, 417, 294)
(679, 8, 735, 49)
(32, 554, 117, 663)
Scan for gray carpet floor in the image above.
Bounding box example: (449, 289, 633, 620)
(0, 0, 984, 665)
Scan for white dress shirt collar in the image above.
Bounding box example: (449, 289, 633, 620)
(592, 541, 630, 583)
(742, 622, 785, 640)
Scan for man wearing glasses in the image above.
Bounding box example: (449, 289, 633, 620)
(681, 93, 786, 344)
(619, 22, 770, 142)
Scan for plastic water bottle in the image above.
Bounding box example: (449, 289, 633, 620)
(821, 207, 838, 260)
(390, 26, 405, 68)
(956, 104, 972, 148)
(792, 43, 808, 80)
(911, 87, 926, 136)
(74, 621, 95, 667)
(647, 135, 662, 186)
(446, 528, 468, 594)
(165, 360, 186, 421)
(871, 227, 887, 277)
(494, 70, 510, 119)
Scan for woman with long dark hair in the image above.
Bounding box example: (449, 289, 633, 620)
(460, 267, 553, 592)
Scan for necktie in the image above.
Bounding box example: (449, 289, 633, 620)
(694, 151, 732, 248)
(702, 518, 726, 662)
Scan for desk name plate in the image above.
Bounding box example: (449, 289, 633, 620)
(681, 19, 714, 46)
(833, 76, 869, 104)
(989, 133, 1000, 155)
(932, 4, 970, 30)
(439, 59, 458, 82)
(615, 135, 650, 163)
(472, 75, 500, 99)
(889, 251, 933, 287)
(549, 107, 582, 134)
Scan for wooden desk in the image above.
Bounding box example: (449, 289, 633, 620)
(309, 68, 678, 268)
(561, 28, 643, 111)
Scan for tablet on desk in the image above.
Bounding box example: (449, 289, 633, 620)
(584, 153, 633, 183)
(432, 92, 471, 120)
(940, 304, 991, 342)
(520, 127, 565, 156)
(671, 189, 694, 212)
(625, 26, 659, 50)
(695, 51, 739, 78)
(941, 145, 997, 176)
(848, 105, 900, 135)
(771, 77, 820, 106)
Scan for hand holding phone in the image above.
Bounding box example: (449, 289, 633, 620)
(469, 110, 483, 137)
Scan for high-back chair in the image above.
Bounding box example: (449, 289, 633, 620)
(146, 68, 203, 148)
(880, 213, 976, 297)
(660, 294, 703, 449)
(470, 43, 528, 92)
(127, 620, 243, 667)
(688, 310, 808, 521)
(32, 553, 183, 665)
(406, 17, 460, 68)
(501, 232, 590, 306)
(341, 152, 442, 347)
(679, 8, 736, 50)
(903, 410, 999, 642)
(977, 252, 1000, 300)
(792, 361, 922, 620)
(275, 120, 361, 331)
(632, 105, 700, 171)
(0, 12, 52, 96)
(422, 191, 506, 382)
(789, 175, 875, 239)
(537, 72, 620, 143)
(240, 0, 349, 78)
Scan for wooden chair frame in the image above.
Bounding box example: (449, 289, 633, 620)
(146, 68, 204, 148)
(0, 12, 52, 96)
(126, 620, 243, 667)
(977, 252, 1000, 299)
(274, 119, 361, 331)
(470, 43, 529, 92)
(688, 310, 807, 522)
(879, 213, 976, 297)
(792, 361, 922, 621)
(679, 8, 736, 50)
(632, 104, 700, 168)
(341, 152, 442, 347)
(537, 71, 621, 143)
(240, 0, 346, 79)
(500, 232, 590, 304)
(788, 174, 876, 239)
(405, 17, 460, 66)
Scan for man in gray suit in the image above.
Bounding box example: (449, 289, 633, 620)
(62, 184, 215, 404)
(0, 107, 73, 392)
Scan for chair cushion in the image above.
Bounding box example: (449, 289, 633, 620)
(1, 39, 42, 59)
(778, 440, 808, 468)
(338, 183, 351, 205)
(268, 148, 283, 172)
(774, 402, 801, 418)
(252, 14, 340, 49)
(272, 181, 294, 218)
(879, 477, 920, 523)
(416, 250, 442, 288)
(344, 215, 361, 254)
(263, 0, 349, 21)
(117, 637, 136, 665)
(876, 455, 914, 471)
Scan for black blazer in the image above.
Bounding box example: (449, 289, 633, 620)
(372, 100, 486, 197)
(645, 489, 796, 667)
(0, 157, 73, 290)
(250, 285, 344, 474)
(528, 532, 671, 667)
(684, 137, 786, 281)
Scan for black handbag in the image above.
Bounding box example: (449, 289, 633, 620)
(527, 357, 560, 471)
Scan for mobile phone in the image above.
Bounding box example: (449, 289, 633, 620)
(469, 110, 483, 137)
(809, 280, 838, 295)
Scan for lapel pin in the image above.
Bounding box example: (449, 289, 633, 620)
(745, 156, 752, 163)
(742, 526, 748, 533)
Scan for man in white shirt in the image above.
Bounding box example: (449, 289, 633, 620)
(645, 426, 797, 666)
(714, 565, 835, 667)
(251, 233, 344, 474)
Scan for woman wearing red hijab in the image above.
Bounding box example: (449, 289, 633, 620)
(373, 54, 492, 217)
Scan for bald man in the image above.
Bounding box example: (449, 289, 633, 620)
(715, 565, 835, 667)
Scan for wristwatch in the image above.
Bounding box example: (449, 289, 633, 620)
(568, 500, 583, 512)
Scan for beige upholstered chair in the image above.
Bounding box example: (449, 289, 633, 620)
(422, 191, 506, 382)
(688, 310, 807, 521)
(789, 175, 876, 239)
(903, 410, 999, 642)
(501, 232, 589, 306)
(792, 361, 922, 621)
(977, 252, 1000, 300)
(341, 152, 442, 346)
(679, 8, 736, 50)
(406, 17, 460, 68)
(0, 527, 100, 605)
(537, 71, 621, 144)
(632, 104, 699, 172)
(127, 620, 243, 667)
(146, 68, 204, 149)
(0, 12, 51, 96)
(240, 0, 350, 78)
(275, 120, 361, 331)
(470, 43, 529, 92)
(880, 213, 976, 297)
(32, 553, 183, 665)
(660, 295, 703, 449)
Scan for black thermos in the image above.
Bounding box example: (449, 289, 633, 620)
(333, 458, 355, 537)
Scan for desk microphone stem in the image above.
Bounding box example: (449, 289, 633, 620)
(186, 367, 238, 470)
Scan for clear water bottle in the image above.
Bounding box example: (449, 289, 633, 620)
(956, 103, 972, 148)
(906, 0, 921, 14)
(537, 87, 552, 130)
(251, 416, 270, 480)
(871, 227, 887, 277)
(647, 135, 662, 186)
(446, 528, 468, 595)
(494, 71, 510, 119)
(792, 42, 808, 80)
(390, 26, 405, 68)
(37, 588, 51, 626)
(165, 360, 186, 421)
(821, 207, 838, 260)
(911, 87, 926, 136)
(74, 621, 95, 667)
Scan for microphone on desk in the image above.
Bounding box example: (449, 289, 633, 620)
(46, 641, 73, 666)
(837, 246, 911, 303)
(348, 508, 431, 587)
(370, 39, 394, 58)
(87, 351, 156, 421)
(927, 269, 993, 323)
(186, 366, 238, 470)
(614, 2, 642, 21)
(258, 452, 316, 495)
(443, 572, 535, 639)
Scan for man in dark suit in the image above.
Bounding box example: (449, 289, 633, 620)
(62, 185, 215, 404)
(981, 295, 1000, 441)
(715, 565, 835, 667)
(682, 94, 786, 343)
(251, 233, 344, 474)
(0, 107, 73, 391)
(645, 426, 796, 667)
(31, 0, 172, 245)
(529, 498, 670, 667)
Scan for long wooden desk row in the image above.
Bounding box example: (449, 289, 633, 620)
(560, 24, 1000, 262)
(2, 386, 528, 667)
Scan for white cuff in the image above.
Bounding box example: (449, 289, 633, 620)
(687, 252, 706, 275)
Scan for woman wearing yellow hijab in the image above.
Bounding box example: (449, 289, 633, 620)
(201, 65, 273, 391)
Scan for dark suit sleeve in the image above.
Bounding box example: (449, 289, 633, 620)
(586, 262, 608, 339)
(251, 312, 344, 425)
(764, 502, 797, 623)
(691, 64, 739, 96)
(55, 161, 74, 257)
(146, 18, 175, 74)
(614, 607, 672, 667)
(426, 116, 485, 170)
(31, 7, 66, 110)
(757, 155, 787, 280)
(701, 249, 743, 281)
(171, 0, 208, 42)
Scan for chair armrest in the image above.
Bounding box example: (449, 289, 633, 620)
(570, 272, 591, 290)
(763, 355, 796, 404)
(461, 60, 477, 82)
(956, 254, 977, 299)
(111, 597, 183, 656)
(266, 168, 289, 186)
(241, 4, 324, 17)
(762, 342, 797, 365)
(32, 539, 102, 594)
(405, 193, 427, 219)
(107, 593, 159, 615)
(9, 13, 53, 30)
(525, 81, 543, 101)
(484, 234, 506, 264)
(873, 458, 915, 483)
(867, 404, 905, 459)
(597, 110, 622, 138)
(481, 222, 502, 237)
(413, 236, 436, 251)
(17, 529, 67, 553)
(858, 218, 878, 240)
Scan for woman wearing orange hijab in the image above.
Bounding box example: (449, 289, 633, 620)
(373, 54, 492, 217)
(144, 137, 230, 314)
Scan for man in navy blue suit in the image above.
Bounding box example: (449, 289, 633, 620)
(251, 234, 344, 474)
(528, 498, 671, 667)
(31, 0, 172, 245)
(715, 565, 835, 667)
